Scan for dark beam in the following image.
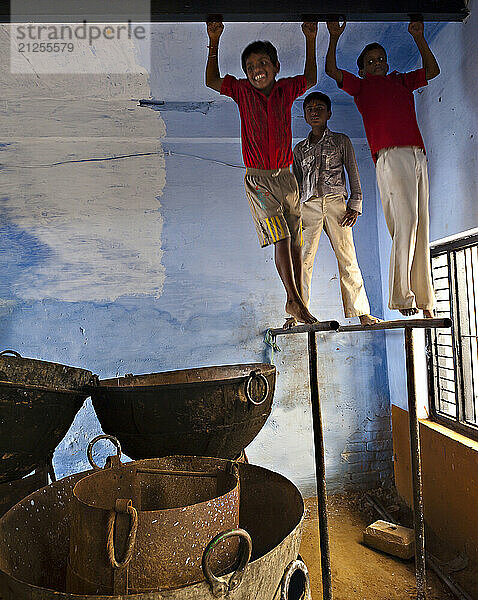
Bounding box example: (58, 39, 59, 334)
(337, 317, 452, 332)
(1, 0, 470, 22)
(268, 317, 451, 337)
(269, 320, 340, 336)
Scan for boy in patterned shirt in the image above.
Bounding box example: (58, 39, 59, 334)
(293, 91, 380, 326)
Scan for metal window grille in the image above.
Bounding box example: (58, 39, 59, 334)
(427, 232, 478, 440)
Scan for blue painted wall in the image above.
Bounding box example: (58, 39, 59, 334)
(377, 9, 478, 411)
(4, 21, 443, 495)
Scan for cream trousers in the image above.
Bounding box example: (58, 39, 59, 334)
(302, 194, 370, 317)
(376, 147, 435, 311)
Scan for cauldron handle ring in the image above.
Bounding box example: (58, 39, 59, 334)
(245, 371, 269, 406)
(106, 499, 138, 569)
(0, 350, 22, 357)
(202, 528, 252, 597)
(280, 559, 311, 599)
(87, 434, 122, 471)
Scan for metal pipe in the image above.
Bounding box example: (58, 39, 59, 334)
(338, 317, 451, 332)
(307, 331, 333, 600)
(364, 492, 396, 524)
(269, 318, 451, 338)
(364, 493, 474, 600)
(426, 555, 474, 600)
(265, 317, 452, 600)
(268, 320, 340, 337)
(404, 327, 427, 600)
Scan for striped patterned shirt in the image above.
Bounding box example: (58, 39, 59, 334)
(293, 129, 363, 213)
(221, 74, 308, 169)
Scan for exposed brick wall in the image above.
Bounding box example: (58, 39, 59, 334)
(330, 413, 394, 492)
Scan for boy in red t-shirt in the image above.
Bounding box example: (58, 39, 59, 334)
(205, 21, 318, 326)
(325, 21, 440, 318)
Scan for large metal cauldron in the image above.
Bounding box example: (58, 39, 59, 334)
(68, 457, 240, 594)
(0, 457, 306, 600)
(0, 350, 92, 483)
(90, 363, 276, 460)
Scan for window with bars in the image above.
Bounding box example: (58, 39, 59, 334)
(427, 231, 478, 440)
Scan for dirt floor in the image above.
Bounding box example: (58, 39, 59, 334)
(299, 490, 476, 600)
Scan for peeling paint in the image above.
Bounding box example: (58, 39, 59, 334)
(0, 25, 167, 303)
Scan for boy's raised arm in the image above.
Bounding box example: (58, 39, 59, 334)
(325, 21, 346, 85)
(302, 22, 318, 89)
(408, 21, 440, 80)
(205, 21, 224, 92)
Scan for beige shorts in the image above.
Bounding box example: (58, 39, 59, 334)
(244, 167, 303, 248)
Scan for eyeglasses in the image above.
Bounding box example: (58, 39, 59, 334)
(366, 56, 386, 65)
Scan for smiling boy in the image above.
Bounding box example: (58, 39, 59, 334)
(293, 92, 380, 326)
(326, 21, 440, 318)
(205, 21, 318, 326)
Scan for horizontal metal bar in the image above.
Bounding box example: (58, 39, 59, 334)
(269, 320, 340, 336)
(431, 232, 478, 255)
(269, 317, 452, 337)
(438, 376, 455, 384)
(1, 0, 469, 22)
(337, 317, 452, 332)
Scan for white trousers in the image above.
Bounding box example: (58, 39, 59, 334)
(302, 194, 370, 317)
(376, 147, 435, 311)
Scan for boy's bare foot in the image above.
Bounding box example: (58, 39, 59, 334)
(283, 316, 298, 329)
(359, 314, 382, 326)
(423, 309, 435, 318)
(399, 307, 419, 317)
(285, 299, 317, 325)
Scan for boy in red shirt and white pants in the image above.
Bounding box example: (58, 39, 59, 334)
(326, 21, 440, 317)
(206, 21, 318, 326)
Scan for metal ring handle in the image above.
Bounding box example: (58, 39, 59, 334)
(280, 559, 311, 600)
(0, 350, 22, 357)
(245, 371, 270, 406)
(202, 528, 252, 598)
(106, 501, 138, 569)
(87, 434, 122, 470)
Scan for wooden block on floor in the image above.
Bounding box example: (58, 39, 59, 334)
(363, 520, 415, 559)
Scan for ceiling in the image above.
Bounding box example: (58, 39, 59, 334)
(3, 0, 469, 22)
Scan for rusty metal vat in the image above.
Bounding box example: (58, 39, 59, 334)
(0, 350, 93, 483)
(67, 440, 240, 594)
(0, 466, 49, 518)
(90, 363, 276, 460)
(0, 456, 305, 600)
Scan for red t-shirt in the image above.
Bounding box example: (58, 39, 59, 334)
(220, 74, 308, 169)
(340, 69, 428, 163)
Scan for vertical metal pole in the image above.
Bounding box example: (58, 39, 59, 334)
(404, 327, 427, 600)
(307, 331, 333, 600)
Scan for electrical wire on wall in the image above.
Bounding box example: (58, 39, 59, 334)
(5, 148, 245, 170)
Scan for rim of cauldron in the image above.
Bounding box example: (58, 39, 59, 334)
(89, 362, 276, 391)
(72, 462, 240, 513)
(0, 458, 305, 599)
(0, 353, 94, 393)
